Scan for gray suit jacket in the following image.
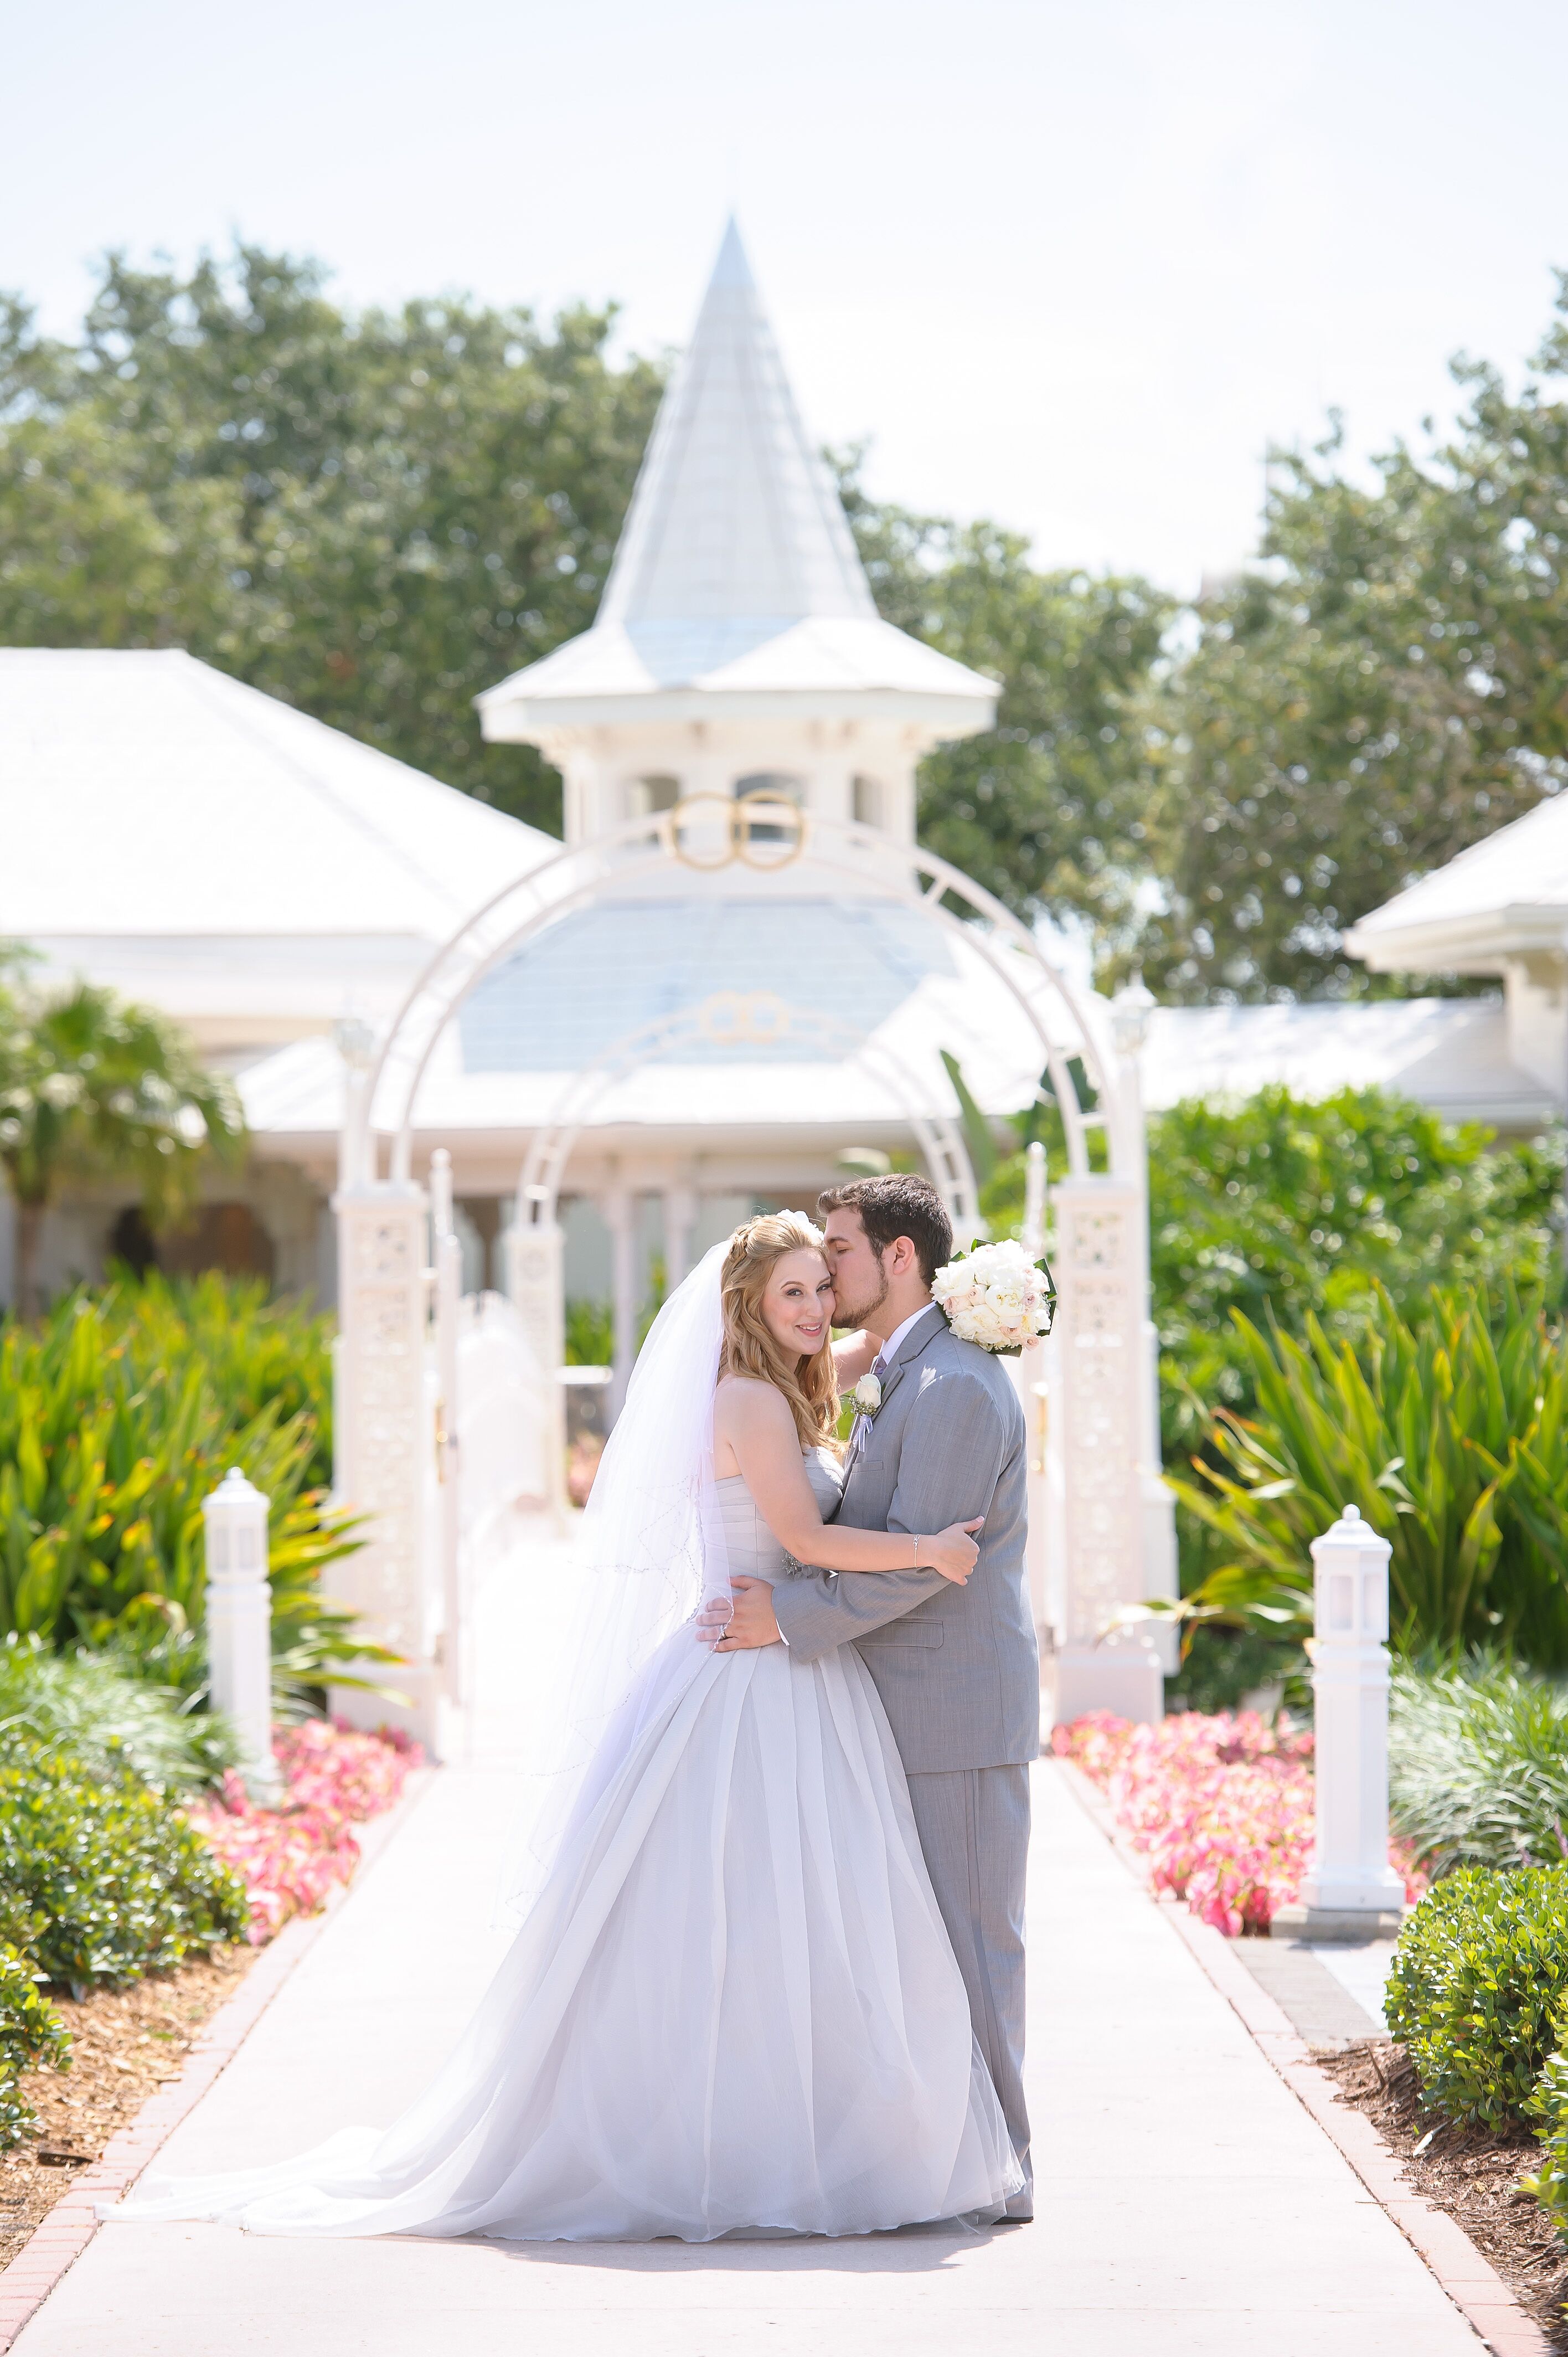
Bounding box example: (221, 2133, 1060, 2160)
(771, 1304, 1039, 1774)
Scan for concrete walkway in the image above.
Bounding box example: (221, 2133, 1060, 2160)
(9, 1748, 1482, 2356)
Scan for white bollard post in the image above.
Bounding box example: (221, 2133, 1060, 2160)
(1272, 1502, 1406, 1942)
(203, 1468, 282, 1805)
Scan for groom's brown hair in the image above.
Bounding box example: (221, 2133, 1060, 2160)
(817, 1174, 952, 1286)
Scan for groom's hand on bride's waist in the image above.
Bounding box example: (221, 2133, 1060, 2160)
(698, 1577, 781, 1652)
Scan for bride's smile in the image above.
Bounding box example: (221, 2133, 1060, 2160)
(759, 1246, 835, 1354)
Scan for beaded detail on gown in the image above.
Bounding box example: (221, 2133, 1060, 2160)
(109, 1449, 1022, 2242)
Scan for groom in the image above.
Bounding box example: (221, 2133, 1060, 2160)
(702, 1174, 1039, 2219)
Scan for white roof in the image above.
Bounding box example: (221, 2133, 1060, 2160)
(1146, 999, 1545, 1129)
(240, 913, 1081, 1157)
(478, 226, 997, 732)
(601, 218, 874, 634)
(242, 986, 1545, 1181)
(0, 649, 550, 941)
(1345, 785, 1568, 971)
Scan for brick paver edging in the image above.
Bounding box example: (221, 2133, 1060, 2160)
(0, 1767, 436, 2354)
(1054, 1756, 1550, 2357)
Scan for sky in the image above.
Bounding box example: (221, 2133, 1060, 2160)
(7, 0, 1568, 594)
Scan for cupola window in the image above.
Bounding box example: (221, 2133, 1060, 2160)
(852, 774, 884, 828)
(734, 773, 803, 846)
(625, 775, 680, 819)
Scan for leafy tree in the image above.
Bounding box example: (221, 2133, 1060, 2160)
(0, 248, 665, 832)
(1132, 290, 1568, 1000)
(840, 465, 1170, 930)
(0, 982, 245, 1314)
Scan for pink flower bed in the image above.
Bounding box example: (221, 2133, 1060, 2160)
(184, 1720, 424, 1943)
(1053, 1710, 1425, 1937)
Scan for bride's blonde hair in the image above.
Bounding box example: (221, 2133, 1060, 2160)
(719, 1212, 840, 1451)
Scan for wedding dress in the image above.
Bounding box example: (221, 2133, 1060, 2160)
(109, 1250, 1022, 2243)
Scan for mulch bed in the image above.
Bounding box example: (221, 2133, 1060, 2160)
(0, 1944, 257, 2274)
(1322, 2038, 1568, 2348)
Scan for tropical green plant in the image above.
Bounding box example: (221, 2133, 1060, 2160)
(98, 1272, 335, 1486)
(0, 1282, 384, 1709)
(0, 1738, 249, 1993)
(1384, 1865, 1568, 2133)
(0, 979, 245, 1314)
(1388, 1658, 1568, 1874)
(564, 1298, 613, 1366)
(0, 1633, 239, 1793)
(0, 1941, 68, 2150)
(985, 1089, 1566, 1456)
(1167, 1284, 1568, 1666)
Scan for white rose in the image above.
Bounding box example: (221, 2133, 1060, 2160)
(851, 1373, 882, 1416)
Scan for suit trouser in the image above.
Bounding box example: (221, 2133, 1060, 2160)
(904, 1762, 1032, 2214)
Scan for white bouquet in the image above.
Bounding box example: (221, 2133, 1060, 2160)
(931, 1239, 1056, 1356)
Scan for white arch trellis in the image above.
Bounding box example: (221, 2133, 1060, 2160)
(513, 989, 981, 1229)
(502, 987, 984, 1505)
(343, 799, 1125, 1188)
(329, 801, 1176, 1754)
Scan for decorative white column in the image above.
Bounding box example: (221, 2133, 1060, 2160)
(1006, 1143, 1052, 1650)
(429, 1149, 463, 1704)
(604, 1185, 637, 1419)
(203, 1468, 282, 1803)
(1049, 1175, 1163, 1728)
(663, 1181, 699, 1292)
(1273, 1505, 1406, 1940)
(331, 1177, 440, 1749)
(505, 1185, 568, 1518)
(1110, 980, 1178, 1669)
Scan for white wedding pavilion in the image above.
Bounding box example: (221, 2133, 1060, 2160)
(4, 222, 1554, 1752)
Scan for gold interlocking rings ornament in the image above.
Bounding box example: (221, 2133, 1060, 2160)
(664, 794, 808, 872)
(694, 991, 796, 1047)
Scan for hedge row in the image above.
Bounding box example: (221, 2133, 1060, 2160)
(1385, 1864, 1568, 2241)
(0, 1734, 248, 2150)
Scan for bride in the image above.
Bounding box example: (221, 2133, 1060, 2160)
(110, 1212, 1023, 2242)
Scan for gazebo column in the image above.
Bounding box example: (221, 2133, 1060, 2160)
(1009, 1143, 1053, 1651)
(663, 1180, 699, 1292)
(330, 1175, 441, 1751)
(604, 1185, 638, 1418)
(1109, 982, 1178, 1673)
(1049, 1175, 1164, 1729)
(504, 1187, 568, 1517)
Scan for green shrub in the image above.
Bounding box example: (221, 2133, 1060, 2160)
(0, 1942, 68, 2152)
(0, 1739, 248, 1993)
(1384, 1865, 1568, 2131)
(1389, 1658, 1568, 1874)
(0, 1278, 386, 1710)
(0, 1632, 238, 1792)
(1166, 1284, 1568, 1667)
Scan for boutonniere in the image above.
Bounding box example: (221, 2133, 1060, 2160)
(849, 1372, 882, 1419)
